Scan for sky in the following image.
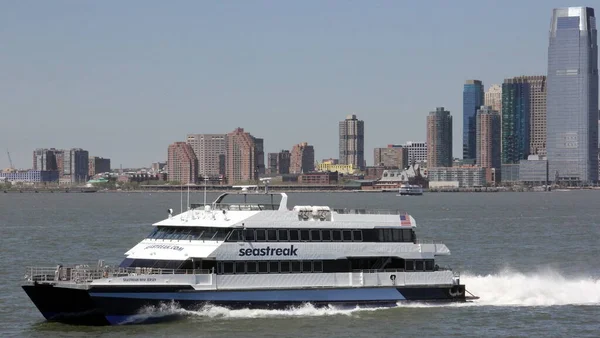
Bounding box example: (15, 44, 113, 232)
(0, 0, 587, 169)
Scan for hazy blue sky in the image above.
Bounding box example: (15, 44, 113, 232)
(0, 0, 584, 169)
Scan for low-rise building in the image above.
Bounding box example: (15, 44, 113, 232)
(299, 172, 338, 185)
(0, 170, 59, 183)
(519, 155, 548, 185)
(427, 166, 486, 187)
(501, 164, 520, 184)
(316, 162, 356, 175)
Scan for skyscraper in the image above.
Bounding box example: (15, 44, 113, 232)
(476, 106, 502, 181)
(167, 142, 198, 184)
(62, 148, 89, 183)
(186, 134, 227, 178)
(339, 115, 365, 169)
(427, 107, 453, 167)
(373, 146, 409, 169)
(267, 150, 291, 175)
(502, 77, 530, 164)
(547, 7, 598, 183)
(463, 80, 484, 162)
(484, 84, 503, 112)
(290, 142, 315, 174)
(226, 128, 263, 184)
(33, 148, 59, 171)
(527, 76, 547, 156)
(88, 157, 111, 176)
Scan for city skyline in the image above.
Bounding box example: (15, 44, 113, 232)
(0, 1, 594, 169)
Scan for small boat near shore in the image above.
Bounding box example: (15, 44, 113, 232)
(397, 184, 424, 196)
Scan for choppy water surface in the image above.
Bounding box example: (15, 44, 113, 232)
(1, 191, 599, 337)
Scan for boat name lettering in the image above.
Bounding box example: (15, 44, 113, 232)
(238, 245, 298, 257)
(144, 244, 184, 251)
(122, 278, 157, 282)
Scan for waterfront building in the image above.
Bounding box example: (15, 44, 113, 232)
(547, 7, 598, 184)
(373, 146, 409, 169)
(428, 166, 486, 188)
(267, 150, 291, 175)
(500, 164, 520, 184)
(484, 84, 502, 113)
(62, 148, 89, 184)
(298, 171, 338, 185)
(0, 170, 59, 183)
(463, 80, 485, 161)
(476, 106, 501, 183)
(339, 114, 365, 170)
(226, 128, 264, 184)
(502, 77, 530, 164)
(167, 142, 198, 184)
(402, 142, 427, 164)
(316, 162, 356, 175)
(186, 134, 227, 178)
(519, 155, 549, 185)
(88, 157, 111, 176)
(427, 107, 453, 168)
(290, 142, 315, 174)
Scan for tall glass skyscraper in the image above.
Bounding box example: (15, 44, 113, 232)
(547, 7, 598, 184)
(463, 80, 484, 162)
(502, 77, 530, 164)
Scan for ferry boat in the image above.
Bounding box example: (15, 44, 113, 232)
(23, 186, 473, 325)
(398, 184, 424, 196)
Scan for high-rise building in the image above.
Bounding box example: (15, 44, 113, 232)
(427, 107, 453, 167)
(547, 7, 598, 183)
(267, 150, 291, 175)
(339, 114, 365, 169)
(88, 157, 111, 176)
(290, 142, 315, 174)
(502, 77, 531, 164)
(33, 148, 59, 171)
(62, 148, 89, 183)
(403, 142, 428, 164)
(226, 128, 263, 184)
(485, 84, 503, 112)
(527, 76, 547, 156)
(463, 80, 485, 161)
(186, 134, 227, 178)
(373, 146, 409, 169)
(476, 106, 502, 181)
(167, 142, 198, 184)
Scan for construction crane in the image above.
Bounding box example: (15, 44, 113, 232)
(6, 149, 14, 170)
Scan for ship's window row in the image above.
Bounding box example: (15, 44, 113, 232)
(216, 258, 435, 274)
(227, 228, 415, 243)
(147, 226, 415, 243)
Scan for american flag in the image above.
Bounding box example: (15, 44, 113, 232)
(399, 214, 412, 226)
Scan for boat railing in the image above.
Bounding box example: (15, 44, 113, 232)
(191, 203, 279, 211)
(415, 239, 445, 244)
(333, 208, 404, 215)
(24, 266, 213, 284)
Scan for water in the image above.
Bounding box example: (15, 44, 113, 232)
(1, 191, 600, 337)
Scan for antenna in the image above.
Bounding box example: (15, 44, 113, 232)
(203, 176, 208, 206)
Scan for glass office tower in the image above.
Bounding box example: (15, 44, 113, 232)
(547, 7, 598, 184)
(463, 80, 484, 162)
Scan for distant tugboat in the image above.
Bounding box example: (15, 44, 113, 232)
(397, 184, 423, 196)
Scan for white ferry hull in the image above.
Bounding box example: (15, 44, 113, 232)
(24, 283, 467, 325)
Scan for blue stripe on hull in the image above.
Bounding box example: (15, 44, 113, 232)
(90, 287, 406, 302)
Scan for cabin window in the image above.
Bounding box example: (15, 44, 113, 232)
(269, 261, 279, 273)
(278, 229, 288, 241)
(212, 230, 228, 241)
(223, 262, 234, 274)
(244, 229, 255, 241)
(280, 262, 291, 273)
(416, 260, 424, 271)
(313, 261, 323, 272)
(227, 229, 243, 242)
(321, 230, 332, 241)
(300, 230, 310, 241)
(425, 260, 434, 271)
(310, 230, 321, 241)
(247, 262, 257, 273)
(258, 261, 268, 273)
(392, 229, 402, 242)
(405, 260, 414, 271)
(289, 230, 300, 241)
(352, 230, 362, 241)
(343, 230, 352, 241)
(403, 229, 412, 242)
(292, 261, 301, 273)
(332, 230, 342, 241)
(235, 262, 245, 274)
(267, 229, 277, 241)
(256, 229, 266, 241)
(302, 261, 312, 272)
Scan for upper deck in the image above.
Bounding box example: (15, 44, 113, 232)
(154, 192, 416, 229)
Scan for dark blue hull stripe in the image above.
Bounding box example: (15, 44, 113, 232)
(90, 287, 406, 302)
